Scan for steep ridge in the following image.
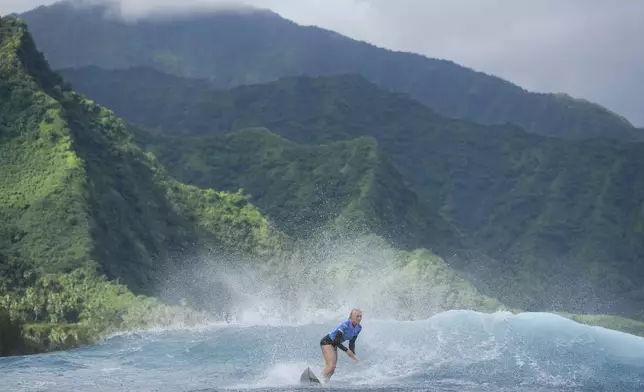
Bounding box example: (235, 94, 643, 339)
(0, 17, 284, 291)
(0, 15, 285, 354)
(18, 1, 641, 141)
(58, 65, 644, 318)
(131, 126, 463, 254)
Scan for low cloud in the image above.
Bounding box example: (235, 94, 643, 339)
(3, 0, 643, 125)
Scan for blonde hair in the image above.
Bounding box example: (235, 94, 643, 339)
(349, 308, 362, 318)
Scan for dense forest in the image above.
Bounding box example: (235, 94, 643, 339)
(0, 15, 512, 356)
(60, 66, 644, 318)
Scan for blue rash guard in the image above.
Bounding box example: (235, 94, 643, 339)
(326, 319, 362, 353)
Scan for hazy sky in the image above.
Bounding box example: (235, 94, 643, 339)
(3, 0, 643, 126)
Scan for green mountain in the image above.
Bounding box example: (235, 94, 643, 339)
(131, 126, 463, 254)
(58, 65, 644, 319)
(0, 21, 284, 291)
(1, 13, 643, 356)
(0, 15, 286, 355)
(0, 15, 518, 356)
(18, 1, 641, 141)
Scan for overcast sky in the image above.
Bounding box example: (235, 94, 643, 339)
(3, 0, 643, 126)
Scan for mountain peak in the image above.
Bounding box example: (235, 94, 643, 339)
(0, 15, 66, 95)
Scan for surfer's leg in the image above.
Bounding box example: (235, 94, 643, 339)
(320, 344, 337, 381)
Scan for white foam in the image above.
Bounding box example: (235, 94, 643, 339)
(226, 361, 320, 389)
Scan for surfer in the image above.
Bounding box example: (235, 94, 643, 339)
(319, 308, 362, 382)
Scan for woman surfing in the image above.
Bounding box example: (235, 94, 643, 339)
(319, 308, 362, 382)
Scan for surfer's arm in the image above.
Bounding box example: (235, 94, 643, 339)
(348, 335, 358, 354)
(331, 329, 350, 352)
(332, 330, 345, 347)
(339, 332, 359, 362)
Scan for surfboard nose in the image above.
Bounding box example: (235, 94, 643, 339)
(300, 366, 321, 384)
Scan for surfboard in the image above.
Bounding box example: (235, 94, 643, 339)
(299, 366, 321, 384)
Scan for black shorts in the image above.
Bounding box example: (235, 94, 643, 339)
(320, 334, 335, 348)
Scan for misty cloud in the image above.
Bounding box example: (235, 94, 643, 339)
(3, 0, 643, 125)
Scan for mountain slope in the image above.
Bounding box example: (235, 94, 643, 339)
(1, 14, 642, 352)
(0, 15, 528, 358)
(0, 15, 287, 354)
(58, 65, 644, 318)
(0, 24, 283, 292)
(131, 126, 463, 254)
(18, 1, 641, 141)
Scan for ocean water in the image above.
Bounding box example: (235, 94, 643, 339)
(3, 234, 644, 391)
(2, 309, 644, 392)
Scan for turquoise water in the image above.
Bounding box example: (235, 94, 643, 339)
(3, 236, 644, 391)
(2, 310, 644, 392)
